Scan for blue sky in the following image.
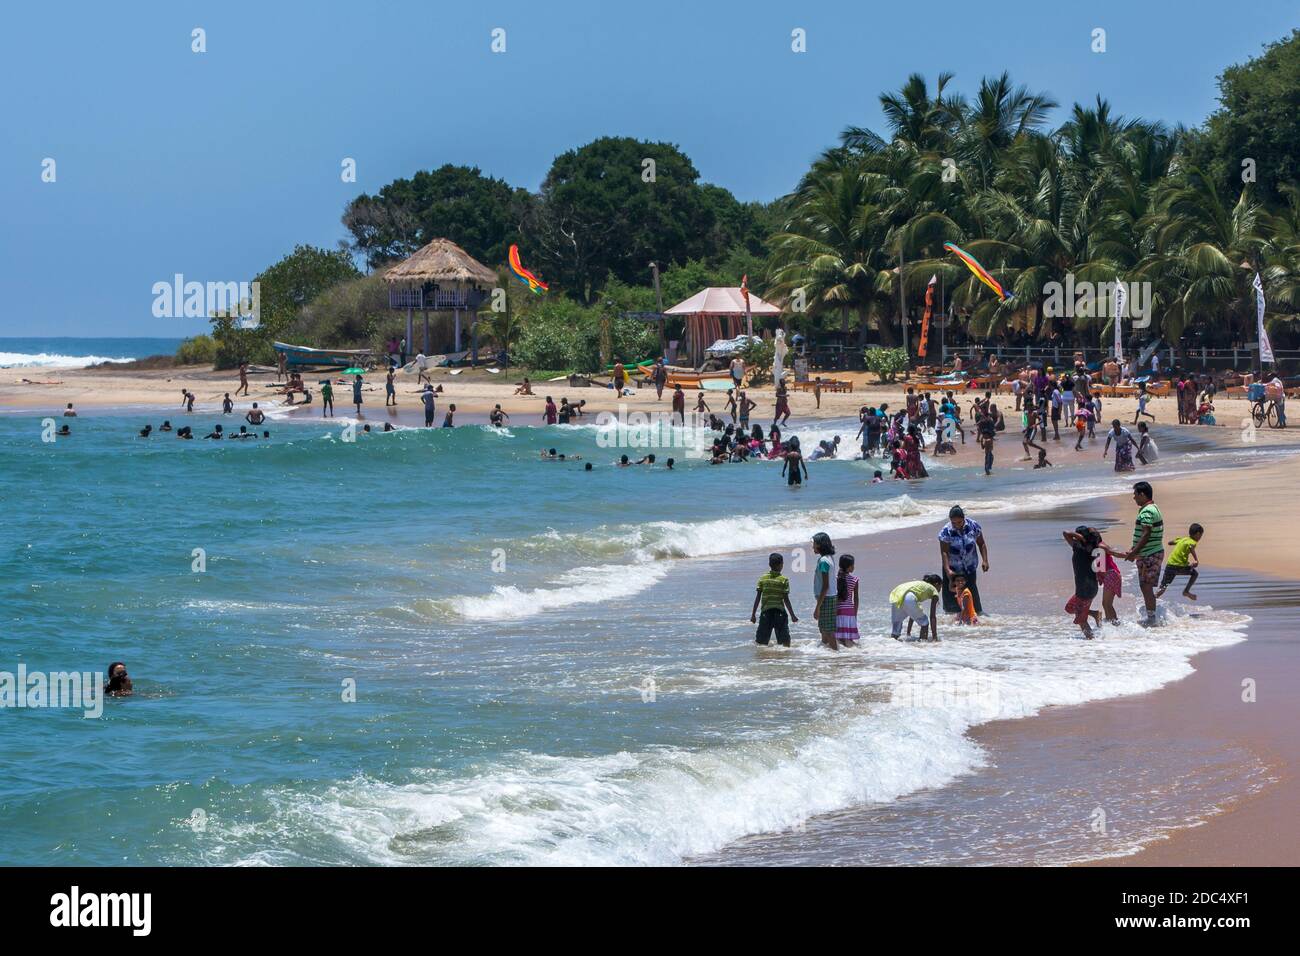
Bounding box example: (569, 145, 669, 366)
(2, 0, 1296, 336)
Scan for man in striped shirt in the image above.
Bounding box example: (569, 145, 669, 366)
(1124, 481, 1164, 625)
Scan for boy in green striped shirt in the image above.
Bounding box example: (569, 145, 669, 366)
(751, 553, 798, 646)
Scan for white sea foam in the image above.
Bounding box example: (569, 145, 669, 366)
(441, 562, 670, 620)
(209, 605, 1248, 866)
(0, 351, 135, 369)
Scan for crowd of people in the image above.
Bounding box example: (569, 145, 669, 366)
(751, 485, 1206, 650)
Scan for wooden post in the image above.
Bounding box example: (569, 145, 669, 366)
(405, 306, 413, 358)
(650, 262, 665, 360)
(422, 307, 430, 354)
(454, 310, 461, 353)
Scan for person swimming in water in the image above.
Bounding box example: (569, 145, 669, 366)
(138, 424, 152, 437)
(104, 662, 133, 697)
(203, 424, 224, 439)
(490, 404, 509, 427)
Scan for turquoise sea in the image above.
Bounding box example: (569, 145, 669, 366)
(0, 399, 1274, 865)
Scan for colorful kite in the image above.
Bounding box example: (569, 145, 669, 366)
(508, 244, 548, 295)
(944, 241, 1013, 302)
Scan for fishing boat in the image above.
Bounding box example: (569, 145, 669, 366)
(273, 342, 374, 370)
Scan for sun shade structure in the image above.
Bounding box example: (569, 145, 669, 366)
(385, 239, 498, 361)
(665, 287, 782, 366)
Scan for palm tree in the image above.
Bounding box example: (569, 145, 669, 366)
(1136, 167, 1266, 344)
(766, 151, 902, 343)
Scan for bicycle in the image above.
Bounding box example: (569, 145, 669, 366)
(1251, 397, 1284, 428)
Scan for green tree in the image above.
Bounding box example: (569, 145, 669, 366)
(1186, 30, 1300, 206)
(342, 164, 530, 270)
(525, 137, 731, 303)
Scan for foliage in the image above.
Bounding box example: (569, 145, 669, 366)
(174, 334, 217, 366)
(1186, 30, 1300, 206)
(210, 244, 360, 368)
(523, 137, 757, 303)
(509, 298, 659, 373)
(342, 164, 531, 270)
(864, 346, 909, 382)
(738, 337, 775, 385)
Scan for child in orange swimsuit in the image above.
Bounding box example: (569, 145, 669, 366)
(950, 573, 979, 624)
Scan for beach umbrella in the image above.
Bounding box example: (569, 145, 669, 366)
(343, 367, 364, 374)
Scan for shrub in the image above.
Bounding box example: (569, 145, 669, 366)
(864, 346, 908, 383)
(175, 334, 218, 366)
(738, 337, 775, 385)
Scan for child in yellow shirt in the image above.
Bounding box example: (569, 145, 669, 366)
(1156, 523, 1203, 600)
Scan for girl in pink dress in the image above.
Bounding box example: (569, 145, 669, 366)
(834, 555, 860, 646)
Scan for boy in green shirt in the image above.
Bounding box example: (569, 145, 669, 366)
(751, 553, 798, 646)
(1157, 523, 1204, 600)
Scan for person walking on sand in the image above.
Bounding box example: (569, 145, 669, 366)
(236, 361, 250, 396)
(351, 374, 364, 417)
(386, 368, 397, 406)
(652, 359, 668, 400)
(811, 533, 839, 651)
(416, 352, 430, 385)
(730, 355, 745, 390)
(774, 379, 791, 427)
(1123, 480, 1164, 625)
(938, 505, 989, 615)
(751, 552, 798, 647)
(321, 379, 334, 417)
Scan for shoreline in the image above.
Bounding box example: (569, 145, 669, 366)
(700, 453, 1299, 865)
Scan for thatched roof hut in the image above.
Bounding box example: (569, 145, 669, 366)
(384, 238, 498, 291)
(384, 239, 498, 360)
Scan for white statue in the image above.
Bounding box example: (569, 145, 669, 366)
(773, 328, 788, 384)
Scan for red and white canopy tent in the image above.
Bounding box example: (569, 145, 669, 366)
(665, 287, 782, 366)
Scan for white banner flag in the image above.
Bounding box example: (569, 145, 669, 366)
(1112, 278, 1126, 360)
(1254, 272, 1274, 364)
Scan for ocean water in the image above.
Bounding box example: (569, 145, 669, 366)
(0, 336, 185, 368)
(0, 409, 1273, 865)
